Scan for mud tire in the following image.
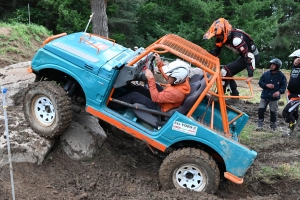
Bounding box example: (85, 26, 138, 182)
(23, 81, 73, 138)
(159, 148, 220, 194)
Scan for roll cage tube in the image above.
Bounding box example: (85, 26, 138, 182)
(126, 34, 253, 137)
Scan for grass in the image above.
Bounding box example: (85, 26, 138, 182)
(237, 68, 290, 106)
(239, 122, 280, 147)
(239, 122, 256, 144)
(227, 83, 299, 184)
(0, 46, 22, 54)
(239, 87, 261, 104)
(241, 122, 300, 183)
(237, 69, 300, 183)
(0, 22, 51, 66)
(235, 67, 290, 80)
(233, 68, 287, 104)
(256, 162, 300, 183)
(235, 68, 262, 80)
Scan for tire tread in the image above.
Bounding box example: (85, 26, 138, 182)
(159, 147, 220, 194)
(23, 81, 73, 138)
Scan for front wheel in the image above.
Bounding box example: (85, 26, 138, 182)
(23, 81, 73, 138)
(159, 148, 220, 194)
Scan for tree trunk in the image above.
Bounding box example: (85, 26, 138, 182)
(90, 0, 108, 37)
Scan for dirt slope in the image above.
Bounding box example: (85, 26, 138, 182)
(0, 95, 295, 200)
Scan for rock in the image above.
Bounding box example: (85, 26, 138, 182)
(0, 61, 35, 106)
(60, 112, 107, 161)
(79, 193, 88, 199)
(0, 129, 54, 167)
(0, 62, 54, 167)
(0, 61, 107, 167)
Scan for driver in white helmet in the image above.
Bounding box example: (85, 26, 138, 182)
(282, 49, 300, 137)
(114, 54, 191, 112)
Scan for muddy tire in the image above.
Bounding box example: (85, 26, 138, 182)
(23, 81, 73, 138)
(159, 148, 220, 194)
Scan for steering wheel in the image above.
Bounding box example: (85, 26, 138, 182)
(147, 53, 156, 74)
(136, 53, 156, 82)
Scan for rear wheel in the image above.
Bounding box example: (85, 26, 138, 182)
(23, 81, 73, 138)
(159, 148, 220, 194)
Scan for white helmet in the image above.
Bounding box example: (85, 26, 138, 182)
(289, 49, 300, 58)
(162, 60, 190, 84)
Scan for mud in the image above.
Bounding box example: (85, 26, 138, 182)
(1, 75, 300, 199)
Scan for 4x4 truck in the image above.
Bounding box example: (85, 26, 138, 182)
(23, 32, 257, 194)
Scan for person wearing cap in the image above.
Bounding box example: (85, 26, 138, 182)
(256, 58, 287, 132)
(282, 49, 300, 137)
(112, 53, 191, 112)
(134, 46, 138, 51)
(203, 18, 260, 102)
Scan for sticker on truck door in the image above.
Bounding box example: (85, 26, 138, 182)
(172, 121, 197, 136)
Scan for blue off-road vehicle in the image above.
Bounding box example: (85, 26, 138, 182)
(23, 32, 257, 193)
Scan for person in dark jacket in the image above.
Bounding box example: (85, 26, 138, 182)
(256, 58, 287, 132)
(282, 49, 300, 137)
(203, 18, 260, 103)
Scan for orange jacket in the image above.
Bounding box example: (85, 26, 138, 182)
(147, 76, 191, 112)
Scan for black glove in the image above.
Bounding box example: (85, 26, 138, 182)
(135, 71, 147, 81)
(208, 49, 218, 57)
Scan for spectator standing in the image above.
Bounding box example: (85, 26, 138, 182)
(256, 58, 287, 132)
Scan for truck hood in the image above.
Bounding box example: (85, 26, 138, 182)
(43, 32, 135, 74)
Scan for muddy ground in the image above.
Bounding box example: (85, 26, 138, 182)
(0, 39, 300, 199)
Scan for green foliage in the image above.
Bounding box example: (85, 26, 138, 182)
(107, 0, 145, 47)
(27, 24, 52, 39)
(3, 0, 91, 34)
(36, 0, 91, 34)
(137, 0, 225, 47)
(110, 33, 126, 43)
(6, 8, 30, 24)
(271, 0, 300, 69)
(0, 0, 299, 65)
(222, 0, 278, 68)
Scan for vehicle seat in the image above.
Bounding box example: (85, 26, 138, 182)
(167, 73, 206, 115)
(132, 73, 206, 128)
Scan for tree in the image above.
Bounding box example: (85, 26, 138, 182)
(271, 0, 300, 68)
(107, 0, 145, 47)
(136, 0, 226, 54)
(91, 0, 108, 37)
(1, 0, 299, 69)
(222, 0, 279, 68)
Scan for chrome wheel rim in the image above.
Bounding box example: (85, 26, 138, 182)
(173, 164, 206, 191)
(32, 95, 55, 126)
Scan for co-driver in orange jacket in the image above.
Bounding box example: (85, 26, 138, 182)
(147, 54, 190, 111)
